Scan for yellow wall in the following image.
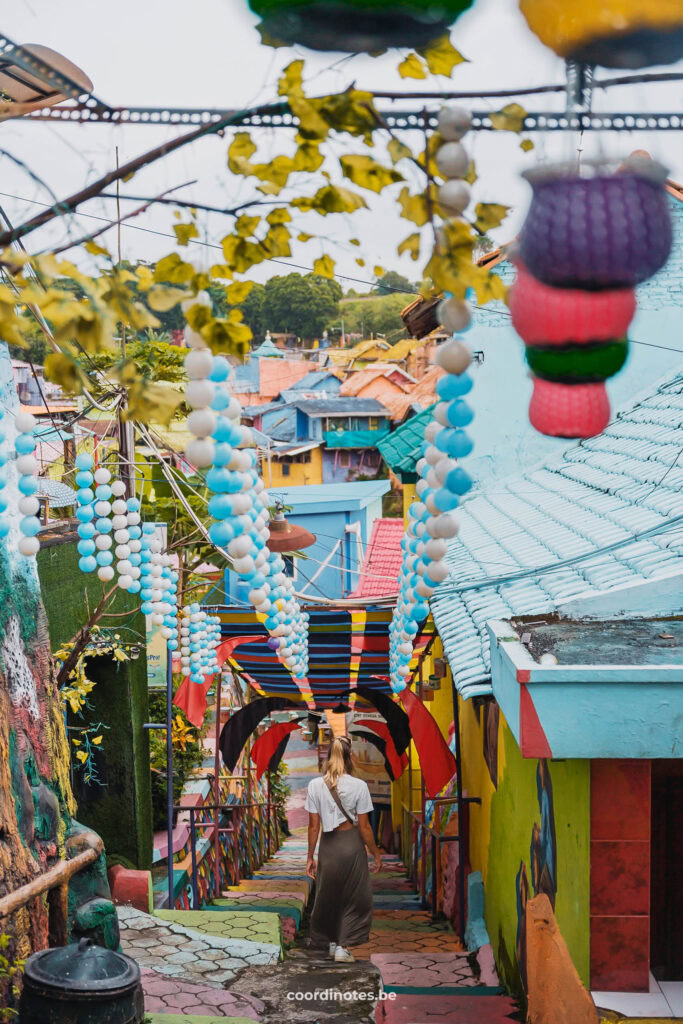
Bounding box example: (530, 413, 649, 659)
(262, 447, 323, 488)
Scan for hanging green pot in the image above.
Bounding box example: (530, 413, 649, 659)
(249, 0, 475, 52)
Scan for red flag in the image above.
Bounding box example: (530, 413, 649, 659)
(251, 722, 300, 780)
(354, 718, 408, 780)
(174, 635, 265, 728)
(399, 687, 456, 798)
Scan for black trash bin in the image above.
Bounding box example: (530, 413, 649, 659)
(20, 937, 144, 1024)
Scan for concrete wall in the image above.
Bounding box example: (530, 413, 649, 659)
(262, 446, 323, 488)
(322, 448, 383, 483)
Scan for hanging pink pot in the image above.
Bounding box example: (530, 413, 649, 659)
(519, 157, 672, 289)
(529, 378, 610, 438)
(509, 263, 636, 346)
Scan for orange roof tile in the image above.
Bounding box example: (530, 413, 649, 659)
(259, 358, 319, 399)
(349, 518, 404, 600)
(339, 366, 413, 398)
(383, 365, 445, 422)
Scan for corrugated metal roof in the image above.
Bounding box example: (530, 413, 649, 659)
(349, 518, 404, 599)
(431, 373, 683, 700)
(377, 405, 436, 481)
(293, 397, 388, 416)
(36, 478, 78, 508)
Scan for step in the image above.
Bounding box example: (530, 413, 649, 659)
(146, 1016, 258, 1024)
(374, 992, 520, 1023)
(371, 952, 502, 992)
(141, 969, 265, 1019)
(353, 927, 466, 957)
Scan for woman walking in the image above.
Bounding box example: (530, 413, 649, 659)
(305, 735, 383, 963)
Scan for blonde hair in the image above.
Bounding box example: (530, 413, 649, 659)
(323, 736, 353, 787)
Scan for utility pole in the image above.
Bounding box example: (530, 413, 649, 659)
(115, 146, 135, 499)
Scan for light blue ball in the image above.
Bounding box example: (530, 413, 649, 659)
(19, 475, 38, 495)
(446, 400, 474, 429)
(127, 497, 141, 512)
(96, 517, 113, 533)
(129, 552, 141, 566)
(209, 356, 230, 383)
(436, 373, 473, 400)
(0, 497, 7, 514)
(75, 471, 94, 488)
(142, 523, 156, 535)
(434, 488, 459, 512)
(15, 433, 35, 455)
(140, 588, 154, 601)
(0, 519, 10, 539)
(127, 580, 141, 594)
(212, 442, 233, 466)
(95, 484, 112, 500)
(445, 467, 473, 496)
(445, 430, 474, 460)
(78, 523, 96, 541)
(0, 453, 7, 467)
(212, 417, 234, 444)
(78, 539, 96, 556)
(167, 638, 178, 651)
(75, 453, 94, 470)
(128, 525, 142, 539)
(77, 488, 95, 505)
(435, 428, 456, 453)
(79, 555, 97, 573)
(76, 505, 95, 523)
(140, 550, 152, 563)
(209, 520, 235, 547)
(140, 602, 154, 615)
(96, 550, 113, 567)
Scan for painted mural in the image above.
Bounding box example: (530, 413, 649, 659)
(0, 345, 116, 975)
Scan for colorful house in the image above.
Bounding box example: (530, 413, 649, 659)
(429, 372, 683, 1014)
(348, 517, 404, 601)
(260, 440, 323, 488)
(290, 397, 391, 483)
(339, 365, 415, 403)
(223, 480, 390, 602)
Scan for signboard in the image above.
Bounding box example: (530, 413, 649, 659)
(146, 523, 168, 688)
(349, 710, 391, 806)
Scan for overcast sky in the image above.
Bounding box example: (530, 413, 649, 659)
(2, 0, 682, 292)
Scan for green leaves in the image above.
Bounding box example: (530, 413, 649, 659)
(313, 255, 336, 279)
(291, 184, 366, 215)
(474, 202, 510, 233)
(398, 187, 430, 227)
(417, 36, 467, 76)
(398, 232, 421, 261)
(173, 222, 198, 246)
(340, 154, 403, 193)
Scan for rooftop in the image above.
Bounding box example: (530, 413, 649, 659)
(267, 479, 390, 513)
(377, 404, 436, 482)
(252, 333, 283, 358)
(35, 478, 78, 508)
(513, 615, 683, 667)
(259, 357, 319, 399)
(292, 397, 388, 417)
(287, 370, 340, 391)
(430, 372, 683, 700)
(349, 518, 404, 600)
(382, 366, 445, 422)
(339, 366, 413, 397)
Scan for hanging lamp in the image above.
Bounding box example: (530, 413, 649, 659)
(265, 502, 316, 553)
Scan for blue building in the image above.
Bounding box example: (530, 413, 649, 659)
(221, 480, 390, 604)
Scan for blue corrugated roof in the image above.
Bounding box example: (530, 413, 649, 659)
(431, 373, 683, 700)
(287, 371, 340, 391)
(269, 480, 390, 513)
(36, 478, 78, 508)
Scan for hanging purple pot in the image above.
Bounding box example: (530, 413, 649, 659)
(519, 156, 672, 289)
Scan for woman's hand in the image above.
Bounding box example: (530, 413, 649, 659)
(371, 852, 382, 874)
(307, 857, 317, 879)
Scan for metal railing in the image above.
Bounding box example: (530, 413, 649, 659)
(0, 834, 103, 946)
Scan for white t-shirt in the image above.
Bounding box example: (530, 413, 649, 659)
(305, 775, 374, 833)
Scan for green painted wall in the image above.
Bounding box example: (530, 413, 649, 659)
(484, 715, 590, 1002)
(37, 538, 153, 870)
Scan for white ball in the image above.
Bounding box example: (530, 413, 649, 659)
(436, 141, 468, 179)
(424, 445, 441, 466)
(237, 426, 253, 448)
(127, 512, 141, 526)
(181, 645, 190, 656)
(94, 468, 111, 485)
(188, 409, 217, 439)
(435, 458, 457, 484)
(438, 105, 472, 141)
(111, 499, 128, 515)
(128, 539, 141, 552)
(226, 398, 243, 420)
(427, 559, 450, 583)
(228, 536, 254, 559)
(438, 297, 473, 334)
(232, 493, 253, 515)
(425, 538, 448, 560)
(185, 328, 207, 351)
(425, 494, 438, 515)
(437, 180, 471, 216)
(97, 565, 115, 582)
(129, 567, 141, 579)
(434, 403, 451, 428)
(416, 579, 435, 598)
(118, 573, 133, 589)
(18, 496, 40, 516)
(435, 339, 473, 376)
(114, 529, 130, 544)
(186, 379, 215, 409)
(94, 501, 111, 517)
(16, 454, 37, 475)
(95, 534, 112, 550)
(111, 480, 126, 497)
(18, 535, 40, 557)
(150, 564, 163, 577)
(151, 613, 164, 626)
(233, 555, 255, 575)
(184, 349, 214, 380)
(423, 421, 440, 444)
(15, 411, 36, 433)
(426, 469, 440, 489)
(111, 515, 128, 530)
(183, 438, 213, 469)
(398, 664, 411, 677)
(435, 513, 460, 539)
(117, 559, 133, 576)
(161, 627, 174, 639)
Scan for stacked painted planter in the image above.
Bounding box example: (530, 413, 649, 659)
(247, 0, 474, 52)
(511, 156, 673, 438)
(183, 294, 309, 682)
(389, 337, 474, 693)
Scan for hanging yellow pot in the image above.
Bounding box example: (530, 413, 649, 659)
(519, 0, 683, 68)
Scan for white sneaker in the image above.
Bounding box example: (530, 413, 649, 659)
(334, 946, 355, 963)
(328, 942, 337, 958)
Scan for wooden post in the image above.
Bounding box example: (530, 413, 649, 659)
(47, 883, 68, 947)
(419, 660, 427, 909)
(245, 752, 254, 877)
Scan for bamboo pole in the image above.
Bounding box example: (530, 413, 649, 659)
(0, 844, 101, 920)
(213, 673, 223, 898)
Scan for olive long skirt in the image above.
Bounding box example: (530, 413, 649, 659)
(309, 827, 372, 947)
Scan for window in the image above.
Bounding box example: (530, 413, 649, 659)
(283, 555, 297, 579)
(339, 451, 351, 467)
(369, 417, 379, 430)
(281, 463, 291, 477)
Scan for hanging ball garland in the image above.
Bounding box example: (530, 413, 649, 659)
(389, 335, 475, 693)
(0, 408, 9, 541)
(513, 154, 672, 438)
(247, 0, 475, 53)
(15, 411, 41, 557)
(433, 106, 474, 337)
